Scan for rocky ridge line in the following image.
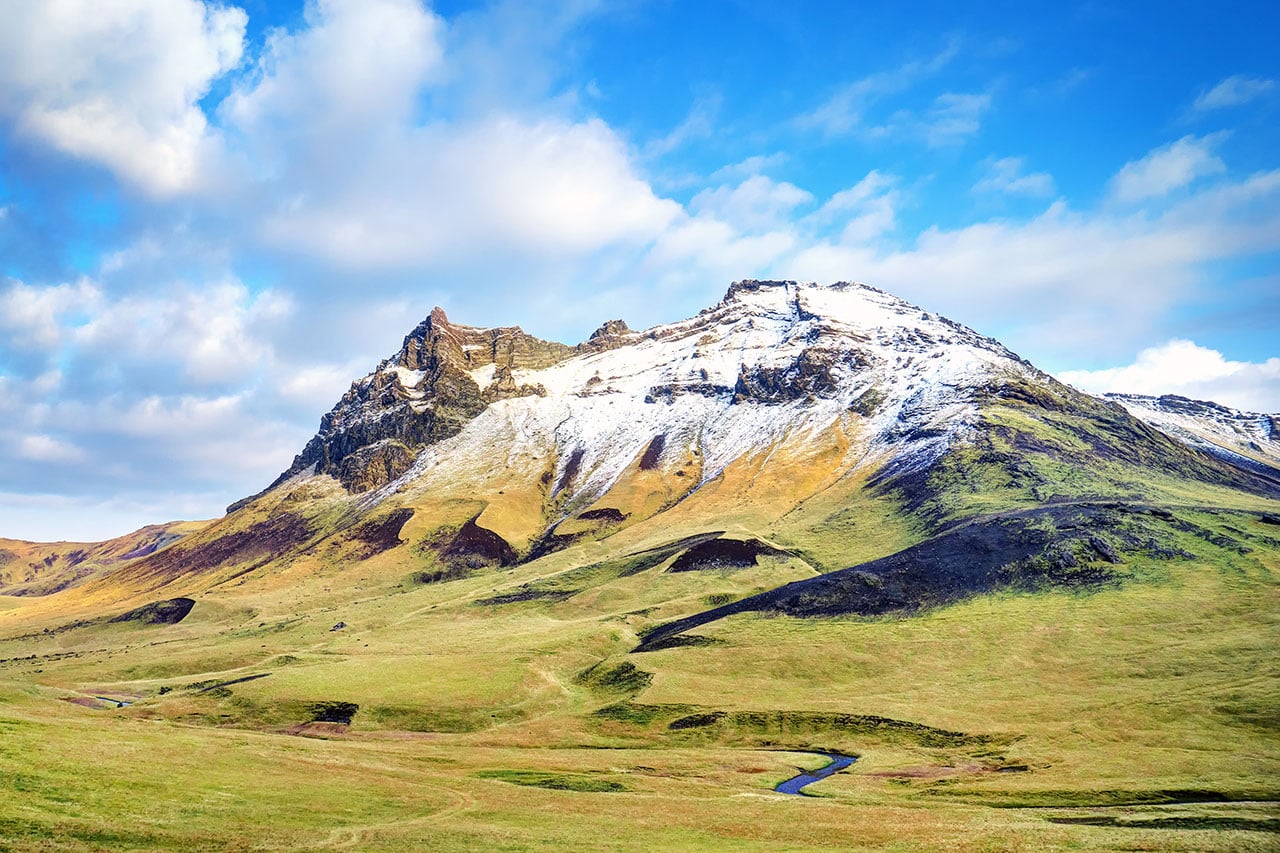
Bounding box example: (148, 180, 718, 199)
(234, 308, 635, 505)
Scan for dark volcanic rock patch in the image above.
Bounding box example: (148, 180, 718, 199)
(639, 434, 666, 470)
(130, 513, 316, 582)
(475, 588, 576, 606)
(308, 701, 359, 724)
(667, 538, 788, 572)
(733, 349, 845, 403)
(555, 448, 586, 493)
(576, 507, 628, 523)
(635, 503, 1198, 651)
(645, 382, 734, 403)
(440, 516, 516, 568)
(634, 634, 725, 652)
(348, 508, 414, 558)
(108, 597, 196, 625)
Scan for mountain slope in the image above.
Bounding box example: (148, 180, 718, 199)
(0, 521, 206, 597)
(1107, 392, 1280, 480)
(37, 280, 1276, 612)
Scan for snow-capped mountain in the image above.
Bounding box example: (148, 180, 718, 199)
(22, 280, 1280, 598)
(266, 280, 1041, 507)
(213, 278, 1277, 568)
(1106, 393, 1280, 478)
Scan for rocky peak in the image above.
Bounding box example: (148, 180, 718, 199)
(255, 305, 652, 501)
(240, 280, 1037, 509)
(588, 318, 631, 340)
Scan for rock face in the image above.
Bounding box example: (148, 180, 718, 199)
(265, 307, 636, 495)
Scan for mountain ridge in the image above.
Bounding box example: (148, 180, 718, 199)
(7, 280, 1277, 594)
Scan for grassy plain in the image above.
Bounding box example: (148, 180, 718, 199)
(2, 449, 1278, 849)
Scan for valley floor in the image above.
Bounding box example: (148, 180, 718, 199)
(2, 504, 1279, 851)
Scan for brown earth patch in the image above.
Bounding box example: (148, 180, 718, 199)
(347, 508, 415, 558)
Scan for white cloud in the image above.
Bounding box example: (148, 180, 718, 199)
(1058, 340, 1280, 412)
(1192, 75, 1276, 113)
(796, 42, 959, 137)
(974, 157, 1055, 196)
(222, 0, 443, 147)
(65, 280, 292, 386)
(209, 1, 682, 269)
(0, 278, 101, 349)
(690, 175, 813, 233)
(279, 362, 368, 411)
(0, 0, 245, 194)
(643, 95, 720, 159)
(257, 115, 681, 266)
(17, 434, 85, 463)
(919, 92, 992, 146)
(1109, 134, 1226, 202)
(708, 154, 789, 183)
(784, 166, 1280, 359)
(808, 171, 900, 244)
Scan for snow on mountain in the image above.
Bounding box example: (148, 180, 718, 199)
(1106, 393, 1280, 477)
(344, 280, 1043, 515)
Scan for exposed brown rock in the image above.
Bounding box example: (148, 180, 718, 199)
(254, 308, 638, 499)
(336, 441, 416, 493)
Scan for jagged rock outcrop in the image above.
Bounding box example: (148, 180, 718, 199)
(251, 307, 637, 499)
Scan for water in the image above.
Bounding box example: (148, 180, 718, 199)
(774, 753, 858, 795)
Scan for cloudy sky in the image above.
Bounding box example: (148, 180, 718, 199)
(2, 0, 1278, 541)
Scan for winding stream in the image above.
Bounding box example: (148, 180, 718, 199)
(775, 753, 858, 795)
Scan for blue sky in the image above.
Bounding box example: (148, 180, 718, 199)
(1, 0, 1278, 540)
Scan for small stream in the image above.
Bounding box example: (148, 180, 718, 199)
(775, 753, 857, 795)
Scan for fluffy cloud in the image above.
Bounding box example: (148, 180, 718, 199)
(216, 1, 679, 269)
(17, 434, 86, 464)
(74, 282, 293, 386)
(0, 0, 245, 194)
(1109, 134, 1226, 202)
(256, 115, 681, 267)
(808, 171, 900, 244)
(690, 175, 813, 233)
(1, 276, 292, 390)
(222, 0, 444, 147)
(1192, 75, 1276, 113)
(973, 157, 1055, 196)
(1059, 340, 1280, 412)
(914, 92, 992, 146)
(784, 166, 1280, 361)
(0, 278, 100, 349)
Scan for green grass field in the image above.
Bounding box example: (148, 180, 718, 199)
(3, 494, 1279, 851)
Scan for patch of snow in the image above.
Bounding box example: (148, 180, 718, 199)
(469, 363, 497, 387)
(388, 366, 426, 390)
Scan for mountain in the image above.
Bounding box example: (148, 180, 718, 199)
(19, 279, 1280, 605)
(1107, 392, 1280, 479)
(62, 279, 1275, 607)
(3, 280, 1278, 849)
(0, 521, 206, 597)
